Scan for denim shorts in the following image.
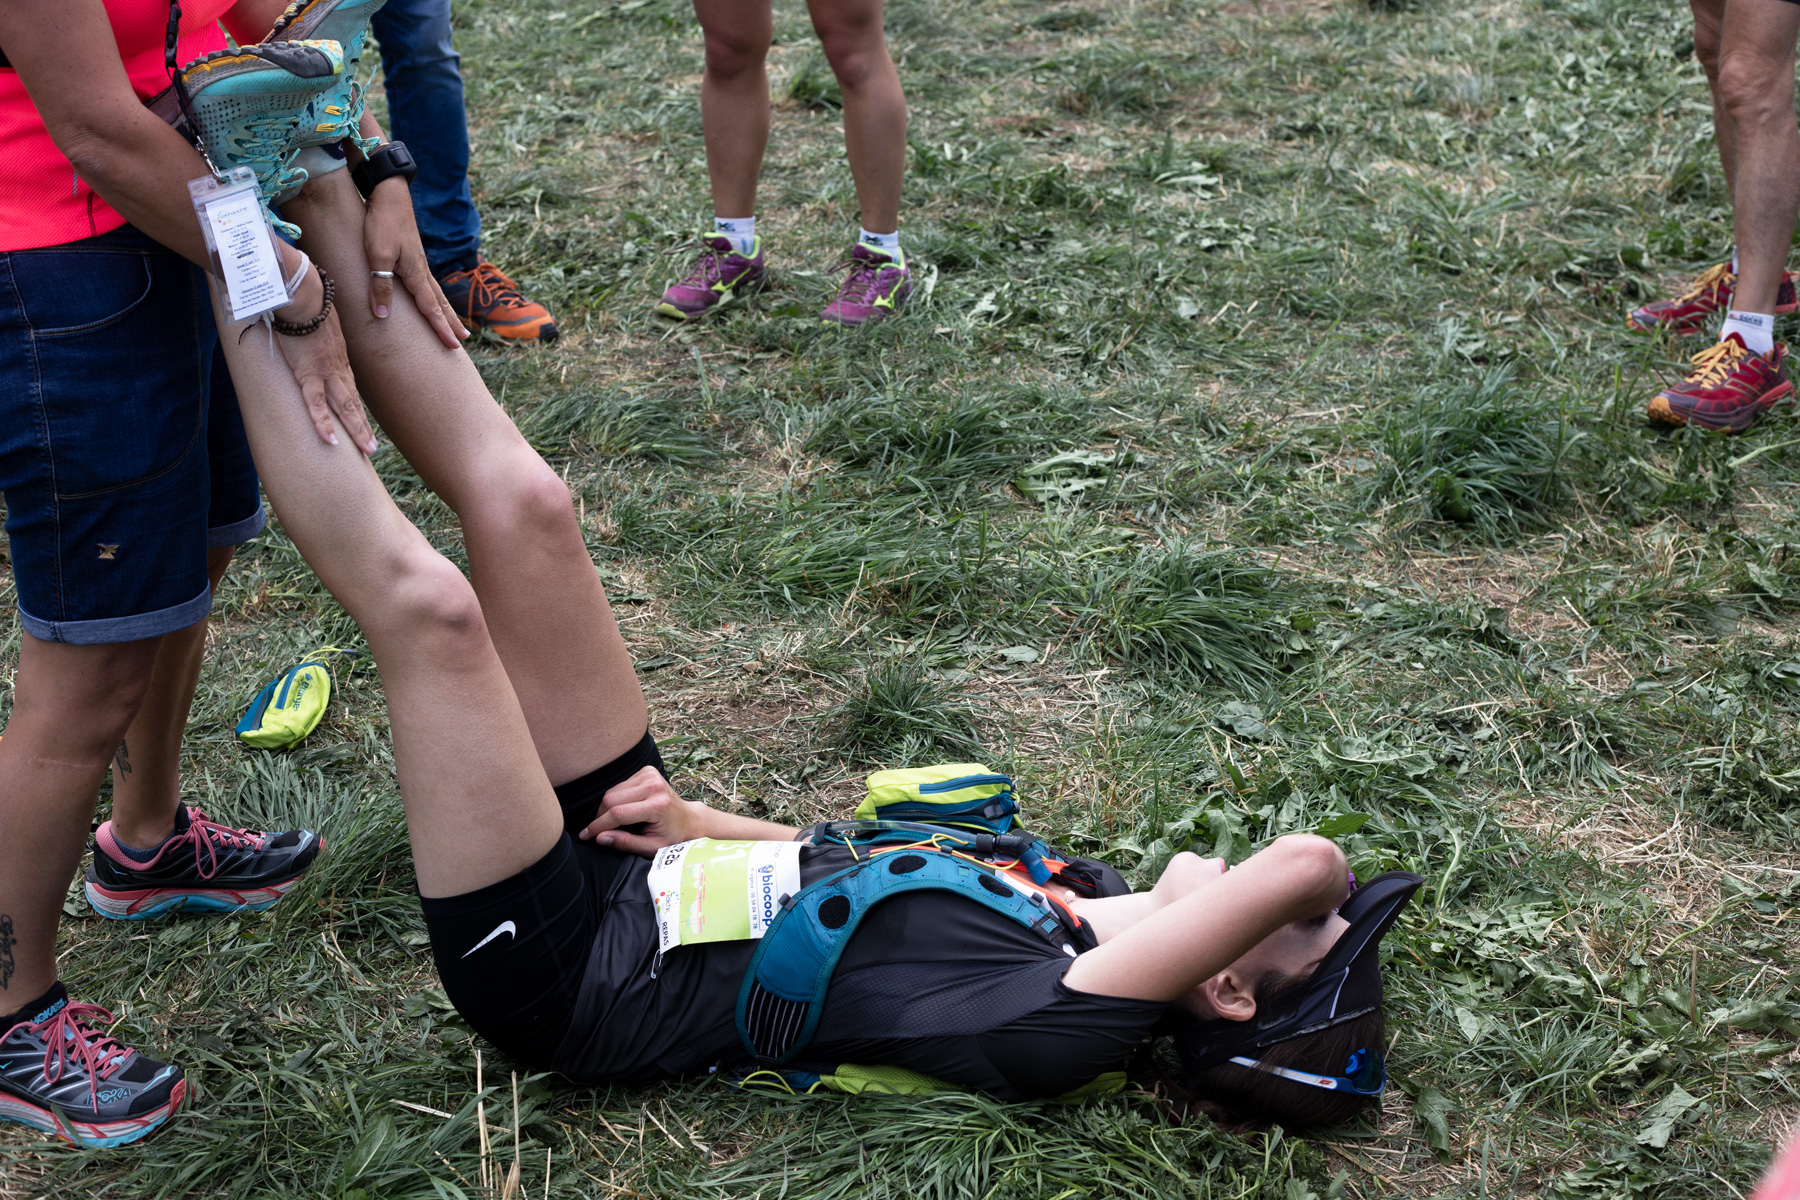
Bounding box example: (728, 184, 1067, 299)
(0, 224, 265, 645)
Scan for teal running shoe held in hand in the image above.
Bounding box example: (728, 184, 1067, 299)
(176, 40, 345, 236)
(267, 0, 389, 157)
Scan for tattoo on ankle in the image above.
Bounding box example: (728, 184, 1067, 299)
(115, 739, 132, 776)
(0, 914, 16, 991)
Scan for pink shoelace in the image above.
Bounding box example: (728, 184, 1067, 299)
(31, 1001, 130, 1113)
(131, 810, 263, 879)
(831, 256, 895, 307)
(674, 241, 737, 289)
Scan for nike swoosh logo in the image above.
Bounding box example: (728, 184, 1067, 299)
(463, 920, 517, 958)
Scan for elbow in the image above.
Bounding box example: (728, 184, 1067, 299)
(1268, 834, 1349, 908)
(57, 128, 124, 189)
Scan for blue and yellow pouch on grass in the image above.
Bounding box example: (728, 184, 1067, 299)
(854, 763, 1018, 834)
(236, 648, 355, 749)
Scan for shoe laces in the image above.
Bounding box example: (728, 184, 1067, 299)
(1684, 337, 1751, 387)
(130, 810, 264, 879)
(830, 255, 894, 306)
(30, 1002, 130, 1113)
(1677, 262, 1735, 303)
(671, 241, 734, 290)
(456, 261, 529, 311)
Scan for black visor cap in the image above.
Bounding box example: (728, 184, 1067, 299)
(1178, 870, 1424, 1073)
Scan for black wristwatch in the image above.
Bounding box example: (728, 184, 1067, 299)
(352, 141, 418, 199)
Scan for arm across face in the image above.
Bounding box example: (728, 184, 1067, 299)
(1067, 850, 1227, 945)
(1063, 834, 1349, 1005)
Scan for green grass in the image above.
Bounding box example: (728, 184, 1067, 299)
(8, 0, 1800, 1194)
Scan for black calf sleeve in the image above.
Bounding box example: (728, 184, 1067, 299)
(551, 730, 667, 836)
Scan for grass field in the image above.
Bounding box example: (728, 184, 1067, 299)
(6, 0, 1800, 1194)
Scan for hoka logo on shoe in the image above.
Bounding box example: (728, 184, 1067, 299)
(96, 1087, 129, 1104)
(33, 999, 64, 1024)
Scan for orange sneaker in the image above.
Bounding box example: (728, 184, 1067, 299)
(435, 258, 558, 343)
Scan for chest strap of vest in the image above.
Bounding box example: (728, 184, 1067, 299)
(736, 848, 1078, 1065)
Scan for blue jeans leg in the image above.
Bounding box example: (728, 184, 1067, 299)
(371, 0, 482, 274)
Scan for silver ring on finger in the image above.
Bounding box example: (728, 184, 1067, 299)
(370, 270, 397, 278)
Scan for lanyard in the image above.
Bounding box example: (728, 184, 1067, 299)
(163, 0, 207, 156)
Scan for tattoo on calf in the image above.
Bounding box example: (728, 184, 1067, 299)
(0, 914, 16, 991)
(115, 739, 132, 776)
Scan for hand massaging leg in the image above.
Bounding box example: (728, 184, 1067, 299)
(280, 168, 647, 788)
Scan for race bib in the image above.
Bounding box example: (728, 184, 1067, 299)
(645, 839, 802, 955)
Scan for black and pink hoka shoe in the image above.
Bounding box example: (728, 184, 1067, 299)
(0, 984, 186, 1147)
(85, 806, 321, 921)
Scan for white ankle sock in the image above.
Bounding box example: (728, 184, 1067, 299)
(858, 228, 901, 257)
(1722, 309, 1776, 355)
(714, 216, 756, 255)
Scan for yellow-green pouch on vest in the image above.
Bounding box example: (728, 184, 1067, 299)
(854, 764, 1017, 834)
(236, 648, 352, 749)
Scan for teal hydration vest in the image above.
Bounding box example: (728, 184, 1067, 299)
(735, 822, 1093, 1066)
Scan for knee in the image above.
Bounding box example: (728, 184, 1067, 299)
(384, 553, 489, 654)
(702, 30, 770, 81)
(817, 34, 886, 92)
(14, 644, 157, 759)
(1718, 50, 1792, 122)
(466, 456, 582, 545)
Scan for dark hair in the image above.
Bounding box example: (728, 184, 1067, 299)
(1167, 970, 1386, 1130)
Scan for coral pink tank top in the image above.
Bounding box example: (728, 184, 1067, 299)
(0, 0, 231, 250)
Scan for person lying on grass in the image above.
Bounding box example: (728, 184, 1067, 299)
(211, 221, 1418, 1127)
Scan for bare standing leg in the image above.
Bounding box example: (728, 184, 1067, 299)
(0, 638, 159, 1006)
(691, 0, 774, 220)
(1716, 0, 1800, 316)
(106, 546, 234, 849)
(808, 0, 906, 233)
(1692, 0, 1735, 200)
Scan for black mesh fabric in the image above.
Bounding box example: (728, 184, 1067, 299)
(815, 957, 1068, 1040)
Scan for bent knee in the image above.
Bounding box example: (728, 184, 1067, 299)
(463, 457, 581, 543)
(386, 554, 488, 646)
(818, 40, 886, 91)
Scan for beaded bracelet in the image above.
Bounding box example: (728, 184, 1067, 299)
(270, 267, 335, 337)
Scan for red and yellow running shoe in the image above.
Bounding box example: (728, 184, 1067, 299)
(1646, 334, 1792, 432)
(1629, 263, 1799, 335)
(436, 258, 559, 343)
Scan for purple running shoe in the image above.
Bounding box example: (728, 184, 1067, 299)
(821, 244, 912, 327)
(656, 236, 767, 321)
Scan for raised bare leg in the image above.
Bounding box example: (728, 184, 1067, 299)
(210, 285, 562, 899)
(283, 170, 646, 788)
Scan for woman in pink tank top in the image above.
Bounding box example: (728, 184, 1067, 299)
(0, 0, 373, 1147)
(0, 0, 670, 1157)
